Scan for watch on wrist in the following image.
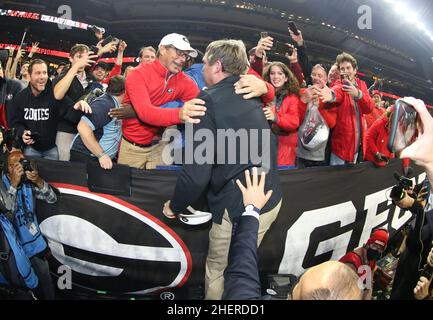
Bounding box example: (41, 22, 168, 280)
(245, 204, 260, 214)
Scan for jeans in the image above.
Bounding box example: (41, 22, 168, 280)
(24, 146, 59, 160)
(330, 152, 359, 166)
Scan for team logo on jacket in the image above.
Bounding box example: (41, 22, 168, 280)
(39, 184, 192, 295)
(167, 88, 174, 93)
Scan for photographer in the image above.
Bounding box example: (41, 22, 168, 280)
(389, 97, 433, 300)
(414, 247, 433, 300)
(3, 150, 57, 299)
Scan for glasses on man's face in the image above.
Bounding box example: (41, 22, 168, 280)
(166, 45, 191, 62)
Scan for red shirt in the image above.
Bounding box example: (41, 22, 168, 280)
(365, 116, 395, 166)
(122, 59, 199, 145)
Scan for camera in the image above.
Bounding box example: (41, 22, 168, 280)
(19, 159, 34, 172)
(390, 172, 414, 201)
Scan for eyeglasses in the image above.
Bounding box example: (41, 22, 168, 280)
(166, 45, 191, 61)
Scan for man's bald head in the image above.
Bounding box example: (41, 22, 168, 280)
(292, 261, 363, 300)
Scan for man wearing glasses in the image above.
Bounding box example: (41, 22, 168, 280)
(118, 33, 206, 169)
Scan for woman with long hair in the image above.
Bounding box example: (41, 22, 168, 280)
(262, 61, 304, 166)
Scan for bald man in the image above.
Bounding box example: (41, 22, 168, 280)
(291, 261, 363, 300)
(3, 150, 57, 299)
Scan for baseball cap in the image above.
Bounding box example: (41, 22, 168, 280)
(178, 206, 212, 225)
(159, 33, 198, 58)
(366, 229, 389, 249)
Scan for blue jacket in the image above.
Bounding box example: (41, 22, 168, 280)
(2, 176, 47, 258)
(0, 214, 39, 289)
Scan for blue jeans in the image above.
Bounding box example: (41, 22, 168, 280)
(24, 146, 59, 160)
(330, 152, 358, 166)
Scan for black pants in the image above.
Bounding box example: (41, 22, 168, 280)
(297, 157, 327, 168)
(30, 255, 55, 299)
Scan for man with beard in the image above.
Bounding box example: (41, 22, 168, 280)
(9, 59, 91, 160)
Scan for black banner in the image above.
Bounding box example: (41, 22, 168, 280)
(34, 159, 424, 299)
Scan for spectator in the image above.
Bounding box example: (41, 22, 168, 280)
(365, 90, 385, 130)
(9, 59, 91, 160)
(92, 40, 127, 87)
(163, 39, 282, 300)
(327, 63, 340, 87)
(18, 61, 30, 87)
(316, 52, 374, 165)
(123, 65, 134, 78)
(70, 75, 125, 169)
(138, 46, 156, 65)
(339, 228, 389, 299)
(262, 61, 303, 166)
(222, 169, 363, 300)
(414, 247, 433, 300)
(3, 150, 57, 299)
(52, 44, 99, 161)
(117, 33, 206, 169)
(56, 63, 67, 77)
(0, 61, 23, 128)
(365, 108, 394, 167)
(297, 64, 337, 168)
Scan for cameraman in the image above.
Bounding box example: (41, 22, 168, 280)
(3, 150, 57, 299)
(390, 97, 433, 300)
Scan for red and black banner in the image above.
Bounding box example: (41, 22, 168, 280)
(34, 159, 424, 299)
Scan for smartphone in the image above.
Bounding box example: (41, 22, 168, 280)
(288, 21, 300, 36)
(20, 42, 28, 49)
(260, 31, 269, 39)
(273, 41, 292, 56)
(388, 99, 418, 154)
(101, 35, 113, 46)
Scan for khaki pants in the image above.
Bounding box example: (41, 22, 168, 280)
(55, 131, 75, 161)
(205, 200, 282, 300)
(117, 138, 167, 169)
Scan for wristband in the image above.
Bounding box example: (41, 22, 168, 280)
(96, 152, 105, 159)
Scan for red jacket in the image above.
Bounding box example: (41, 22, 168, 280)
(365, 116, 394, 167)
(331, 78, 374, 162)
(365, 106, 385, 130)
(340, 247, 376, 277)
(122, 59, 199, 145)
(273, 94, 304, 166)
(102, 64, 122, 85)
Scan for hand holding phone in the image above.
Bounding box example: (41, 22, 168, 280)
(388, 99, 419, 154)
(288, 21, 300, 36)
(260, 32, 269, 39)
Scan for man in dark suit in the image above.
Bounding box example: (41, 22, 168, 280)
(163, 39, 282, 300)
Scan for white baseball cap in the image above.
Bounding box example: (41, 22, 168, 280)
(178, 206, 212, 226)
(159, 33, 198, 58)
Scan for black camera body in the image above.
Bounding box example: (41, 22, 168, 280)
(20, 159, 33, 172)
(390, 173, 414, 201)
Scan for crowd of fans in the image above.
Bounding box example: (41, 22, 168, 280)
(0, 26, 402, 170)
(0, 23, 432, 301)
